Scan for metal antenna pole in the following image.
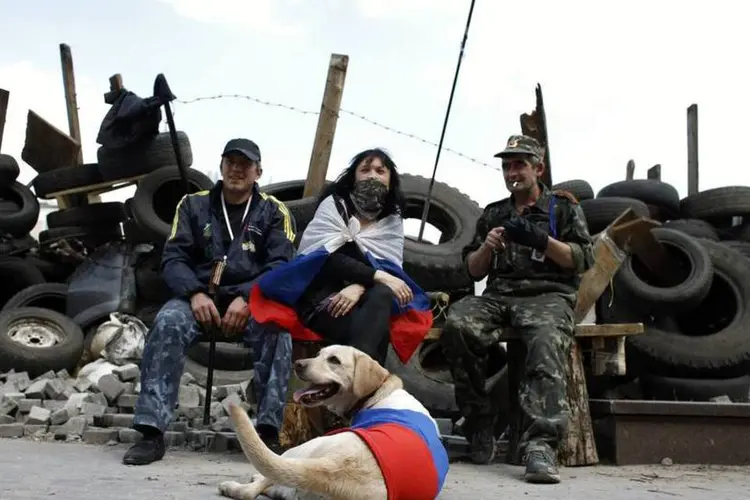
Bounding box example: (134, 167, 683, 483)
(417, 0, 477, 241)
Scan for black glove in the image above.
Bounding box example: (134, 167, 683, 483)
(501, 214, 550, 252)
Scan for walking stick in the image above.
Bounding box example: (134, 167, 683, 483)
(203, 257, 227, 426)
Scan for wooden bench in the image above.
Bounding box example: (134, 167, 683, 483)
(279, 208, 671, 463)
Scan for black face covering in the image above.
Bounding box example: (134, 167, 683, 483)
(350, 178, 389, 221)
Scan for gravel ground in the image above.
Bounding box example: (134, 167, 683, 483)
(1, 439, 749, 499)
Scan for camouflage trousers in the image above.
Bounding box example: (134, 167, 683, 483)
(133, 298, 292, 433)
(440, 291, 575, 453)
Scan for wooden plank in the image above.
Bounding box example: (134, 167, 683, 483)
(625, 159, 635, 180)
(40, 173, 147, 199)
(104, 74, 124, 104)
(519, 83, 552, 187)
(303, 54, 349, 198)
(647, 164, 661, 180)
(21, 110, 80, 175)
(687, 104, 699, 195)
(424, 323, 643, 341)
(0, 88, 8, 152)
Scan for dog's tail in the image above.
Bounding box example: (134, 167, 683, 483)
(227, 402, 341, 496)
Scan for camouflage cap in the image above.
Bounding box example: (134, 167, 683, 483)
(493, 134, 544, 161)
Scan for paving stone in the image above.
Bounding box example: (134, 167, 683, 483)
(178, 385, 200, 408)
(180, 372, 196, 386)
(164, 431, 186, 447)
(32, 370, 56, 382)
(96, 374, 126, 403)
(104, 406, 119, 414)
(0, 415, 15, 424)
(23, 379, 47, 399)
(64, 393, 92, 416)
(177, 406, 203, 420)
(50, 408, 70, 425)
(116, 394, 138, 409)
(55, 369, 71, 380)
(17, 399, 40, 414)
(214, 384, 242, 400)
(83, 427, 119, 445)
(113, 364, 140, 382)
(27, 406, 51, 425)
(210, 416, 234, 432)
(80, 402, 107, 417)
(118, 428, 142, 443)
(73, 378, 93, 393)
(42, 400, 65, 411)
(121, 382, 135, 394)
(93, 414, 134, 428)
(88, 392, 108, 407)
(6, 372, 31, 392)
(61, 416, 88, 436)
(0, 395, 19, 416)
(24, 424, 49, 437)
(220, 393, 242, 414)
(168, 420, 188, 433)
(0, 423, 24, 438)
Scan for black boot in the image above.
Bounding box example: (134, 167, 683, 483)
(256, 424, 283, 455)
(123, 428, 166, 466)
(466, 419, 496, 465)
(523, 446, 560, 484)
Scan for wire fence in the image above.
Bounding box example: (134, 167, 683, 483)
(171, 93, 501, 172)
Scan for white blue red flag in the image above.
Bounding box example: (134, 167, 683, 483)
(249, 195, 433, 363)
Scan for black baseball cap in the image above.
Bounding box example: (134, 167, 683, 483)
(222, 138, 261, 162)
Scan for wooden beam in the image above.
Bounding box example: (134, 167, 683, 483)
(21, 110, 80, 174)
(626, 159, 635, 180)
(519, 83, 552, 187)
(104, 74, 124, 104)
(303, 54, 349, 199)
(59, 44, 83, 165)
(687, 104, 699, 195)
(0, 89, 8, 152)
(647, 164, 661, 180)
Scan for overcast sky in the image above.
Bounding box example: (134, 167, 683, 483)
(1, 0, 748, 236)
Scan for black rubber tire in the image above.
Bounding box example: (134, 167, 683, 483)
(614, 227, 714, 314)
(551, 179, 594, 201)
(662, 218, 720, 241)
(0, 306, 85, 377)
(260, 180, 330, 236)
(597, 179, 680, 217)
(627, 239, 750, 378)
(719, 240, 750, 261)
(134, 253, 169, 303)
(580, 197, 650, 235)
(39, 225, 123, 247)
(131, 166, 214, 243)
(47, 202, 128, 229)
(639, 373, 750, 403)
(2, 283, 68, 313)
(24, 255, 76, 283)
(0, 234, 36, 257)
(186, 342, 254, 371)
(0, 154, 20, 186)
(0, 256, 46, 309)
(680, 186, 750, 219)
(31, 163, 104, 199)
(0, 182, 41, 238)
(399, 174, 483, 292)
(384, 343, 459, 417)
(183, 357, 254, 387)
(96, 131, 193, 175)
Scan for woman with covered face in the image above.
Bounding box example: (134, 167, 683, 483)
(250, 149, 432, 367)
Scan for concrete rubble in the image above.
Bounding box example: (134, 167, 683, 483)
(0, 365, 258, 452)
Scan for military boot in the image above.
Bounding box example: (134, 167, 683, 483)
(523, 445, 560, 484)
(464, 417, 496, 465)
(123, 432, 165, 466)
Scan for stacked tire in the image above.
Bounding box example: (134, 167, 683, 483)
(553, 177, 750, 403)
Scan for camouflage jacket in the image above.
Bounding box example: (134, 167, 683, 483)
(463, 183, 594, 296)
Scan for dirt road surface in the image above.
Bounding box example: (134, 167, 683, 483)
(1, 439, 748, 499)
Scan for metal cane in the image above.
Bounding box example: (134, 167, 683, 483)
(203, 258, 226, 426)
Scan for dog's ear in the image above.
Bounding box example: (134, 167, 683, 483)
(351, 352, 389, 400)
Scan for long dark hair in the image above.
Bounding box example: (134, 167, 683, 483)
(316, 148, 406, 218)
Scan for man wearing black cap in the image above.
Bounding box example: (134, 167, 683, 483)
(123, 138, 296, 466)
(439, 134, 594, 484)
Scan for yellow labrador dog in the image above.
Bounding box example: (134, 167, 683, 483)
(218, 344, 449, 500)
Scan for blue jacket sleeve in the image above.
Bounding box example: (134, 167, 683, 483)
(219, 198, 297, 301)
(160, 194, 207, 299)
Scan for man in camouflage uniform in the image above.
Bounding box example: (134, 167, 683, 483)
(123, 139, 296, 466)
(440, 135, 594, 484)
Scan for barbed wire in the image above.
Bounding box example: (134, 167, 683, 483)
(172, 93, 500, 171)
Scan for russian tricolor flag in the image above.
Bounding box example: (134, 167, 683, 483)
(249, 196, 433, 363)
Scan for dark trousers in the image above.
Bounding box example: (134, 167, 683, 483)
(439, 290, 576, 453)
(304, 283, 394, 365)
(133, 298, 292, 434)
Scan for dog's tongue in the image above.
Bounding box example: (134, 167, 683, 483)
(293, 386, 322, 404)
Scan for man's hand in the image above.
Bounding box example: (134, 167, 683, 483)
(501, 214, 549, 251)
(222, 296, 250, 336)
(484, 226, 506, 251)
(374, 270, 413, 306)
(328, 284, 366, 318)
(190, 292, 221, 330)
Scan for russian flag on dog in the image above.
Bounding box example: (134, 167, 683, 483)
(249, 195, 433, 363)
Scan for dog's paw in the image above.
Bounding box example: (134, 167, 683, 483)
(218, 481, 243, 498)
(249, 473, 265, 484)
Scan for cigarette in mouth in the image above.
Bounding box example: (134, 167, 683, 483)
(512, 181, 519, 188)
